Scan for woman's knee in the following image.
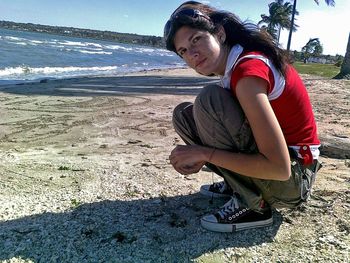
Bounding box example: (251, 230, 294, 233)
(193, 84, 256, 152)
(172, 102, 195, 132)
(193, 84, 244, 122)
(172, 102, 193, 122)
(194, 84, 223, 109)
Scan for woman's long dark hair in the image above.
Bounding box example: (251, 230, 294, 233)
(165, 1, 290, 76)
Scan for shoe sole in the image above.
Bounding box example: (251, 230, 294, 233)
(200, 217, 273, 232)
(199, 187, 232, 199)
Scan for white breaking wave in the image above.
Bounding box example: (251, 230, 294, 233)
(13, 42, 27, 46)
(58, 40, 103, 48)
(0, 65, 119, 79)
(4, 36, 26, 41)
(104, 44, 133, 51)
(78, 50, 113, 55)
(134, 47, 156, 53)
(50, 45, 65, 48)
(30, 40, 44, 44)
(132, 62, 149, 66)
(103, 45, 167, 55)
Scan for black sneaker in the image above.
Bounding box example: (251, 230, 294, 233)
(200, 181, 233, 198)
(201, 196, 273, 232)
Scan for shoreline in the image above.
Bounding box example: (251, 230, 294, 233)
(0, 68, 349, 262)
(0, 66, 191, 87)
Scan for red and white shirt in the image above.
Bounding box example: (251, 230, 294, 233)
(221, 45, 320, 160)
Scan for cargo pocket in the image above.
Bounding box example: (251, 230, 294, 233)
(253, 173, 302, 209)
(252, 159, 321, 209)
(294, 160, 321, 202)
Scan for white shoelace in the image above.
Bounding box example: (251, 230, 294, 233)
(212, 181, 227, 193)
(218, 196, 240, 219)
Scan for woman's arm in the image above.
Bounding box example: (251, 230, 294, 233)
(210, 76, 290, 180)
(169, 76, 291, 181)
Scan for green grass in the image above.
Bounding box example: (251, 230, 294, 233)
(293, 62, 340, 78)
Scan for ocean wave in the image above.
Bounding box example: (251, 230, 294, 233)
(13, 42, 28, 46)
(0, 65, 119, 78)
(50, 44, 65, 48)
(104, 44, 133, 51)
(134, 47, 156, 53)
(4, 36, 26, 41)
(30, 40, 44, 44)
(65, 46, 105, 51)
(58, 40, 103, 48)
(103, 45, 175, 57)
(56, 47, 112, 55)
(132, 62, 149, 66)
(78, 50, 113, 55)
(1, 35, 48, 47)
(134, 47, 175, 57)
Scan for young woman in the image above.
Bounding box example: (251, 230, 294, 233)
(165, 1, 321, 232)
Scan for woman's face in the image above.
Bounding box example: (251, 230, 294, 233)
(173, 26, 228, 76)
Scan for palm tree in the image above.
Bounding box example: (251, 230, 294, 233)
(301, 38, 323, 63)
(286, 0, 335, 51)
(335, 32, 350, 79)
(259, 0, 298, 42)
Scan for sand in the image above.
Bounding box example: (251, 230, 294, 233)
(0, 68, 349, 262)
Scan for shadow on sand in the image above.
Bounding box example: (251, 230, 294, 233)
(0, 75, 220, 97)
(0, 193, 282, 262)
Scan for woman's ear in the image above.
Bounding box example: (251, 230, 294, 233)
(217, 25, 226, 43)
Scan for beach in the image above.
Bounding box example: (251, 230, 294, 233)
(0, 68, 349, 262)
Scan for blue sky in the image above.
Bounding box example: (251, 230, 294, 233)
(0, 0, 349, 55)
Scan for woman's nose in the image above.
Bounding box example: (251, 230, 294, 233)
(187, 47, 199, 60)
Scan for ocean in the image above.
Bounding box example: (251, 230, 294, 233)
(0, 28, 184, 85)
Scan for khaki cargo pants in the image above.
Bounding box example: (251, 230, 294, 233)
(172, 84, 320, 212)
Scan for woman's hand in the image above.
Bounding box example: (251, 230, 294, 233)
(169, 145, 210, 175)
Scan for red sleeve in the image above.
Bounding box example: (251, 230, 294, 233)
(230, 58, 274, 96)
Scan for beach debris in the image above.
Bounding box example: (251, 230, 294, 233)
(58, 166, 71, 171)
(169, 212, 187, 228)
(127, 139, 142, 144)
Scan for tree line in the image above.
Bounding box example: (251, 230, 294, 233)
(0, 20, 163, 47)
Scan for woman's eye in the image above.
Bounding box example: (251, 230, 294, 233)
(192, 36, 200, 44)
(179, 49, 186, 56)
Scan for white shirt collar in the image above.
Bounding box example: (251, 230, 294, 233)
(220, 44, 243, 90)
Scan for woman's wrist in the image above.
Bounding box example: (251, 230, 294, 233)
(208, 148, 216, 163)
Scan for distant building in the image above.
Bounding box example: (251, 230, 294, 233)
(307, 56, 335, 64)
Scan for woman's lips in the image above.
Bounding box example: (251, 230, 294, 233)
(195, 58, 206, 68)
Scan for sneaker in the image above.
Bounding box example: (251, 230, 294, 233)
(200, 181, 233, 198)
(201, 196, 273, 232)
